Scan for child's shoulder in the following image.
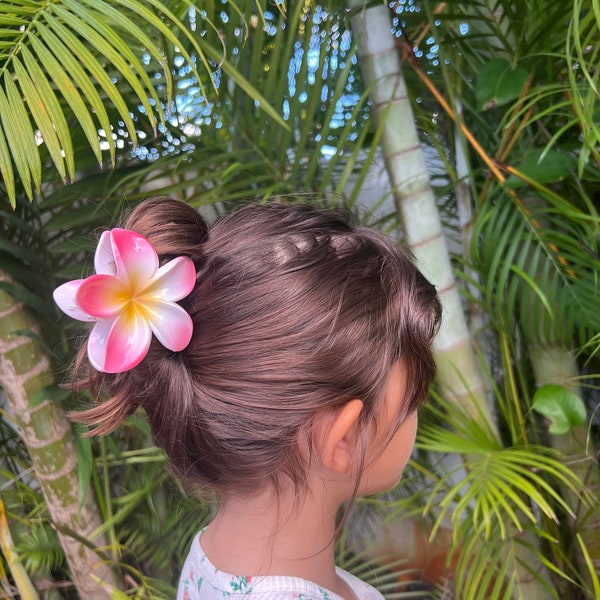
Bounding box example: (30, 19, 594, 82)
(177, 532, 384, 600)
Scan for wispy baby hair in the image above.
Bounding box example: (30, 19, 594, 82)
(72, 197, 441, 497)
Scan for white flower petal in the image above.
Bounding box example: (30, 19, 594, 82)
(144, 300, 193, 351)
(94, 231, 116, 275)
(87, 319, 113, 372)
(53, 280, 95, 322)
(143, 256, 196, 302)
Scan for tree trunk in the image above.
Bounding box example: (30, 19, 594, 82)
(0, 270, 116, 599)
(347, 0, 494, 428)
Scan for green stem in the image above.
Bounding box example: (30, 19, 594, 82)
(498, 332, 528, 445)
(100, 436, 118, 561)
(0, 498, 40, 600)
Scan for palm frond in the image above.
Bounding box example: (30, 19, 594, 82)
(15, 522, 64, 576)
(0, 0, 287, 207)
(412, 394, 591, 598)
(469, 189, 600, 348)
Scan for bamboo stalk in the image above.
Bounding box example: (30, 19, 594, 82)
(347, 0, 495, 427)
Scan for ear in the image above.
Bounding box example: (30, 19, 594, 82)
(316, 399, 364, 474)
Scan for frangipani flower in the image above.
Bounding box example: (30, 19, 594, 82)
(54, 228, 196, 373)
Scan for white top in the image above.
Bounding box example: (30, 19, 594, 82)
(177, 530, 384, 600)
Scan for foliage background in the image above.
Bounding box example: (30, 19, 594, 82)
(0, 1, 598, 599)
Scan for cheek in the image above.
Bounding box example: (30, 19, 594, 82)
(388, 411, 419, 472)
(358, 411, 419, 496)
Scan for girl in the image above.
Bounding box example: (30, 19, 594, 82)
(54, 198, 442, 600)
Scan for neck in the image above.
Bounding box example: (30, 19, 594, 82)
(200, 483, 349, 595)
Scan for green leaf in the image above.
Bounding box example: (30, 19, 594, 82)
(577, 533, 600, 599)
(4, 71, 41, 195)
(475, 58, 529, 110)
(16, 523, 64, 575)
(203, 39, 289, 131)
(73, 423, 94, 511)
(532, 384, 587, 434)
(29, 384, 71, 409)
(35, 22, 115, 164)
(28, 33, 103, 165)
(53, 1, 162, 131)
(13, 56, 67, 183)
(20, 44, 75, 180)
(0, 234, 42, 266)
(0, 280, 49, 316)
(45, 10, 140, 144)
(0, 78, 32, 199)
(504, 149, 576, 189)
(44, 203, 109, 232)
(0, 111, 15, 207)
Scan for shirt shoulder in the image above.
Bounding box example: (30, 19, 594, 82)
(177, 531, 384, 600)
(336, 568, 385, 600)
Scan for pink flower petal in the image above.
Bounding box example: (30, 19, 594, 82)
(111, 229, 158, 291)
(142, 256, 196, 302)
(76, 275, 129, 318)
(94, 231, 116, 275)
(53, 280, 95, 322)
(104, 311, 152, 373)
(143, 300, 193, 351)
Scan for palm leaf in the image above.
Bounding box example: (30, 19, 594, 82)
(470, 191, 600, 348)
(0, 0, 287, 207)
(414, 395, 589, 598)
(15, 523, 64, 576)
(0, 81, 34, 198)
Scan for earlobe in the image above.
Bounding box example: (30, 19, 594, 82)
(318, 399, 364, 474)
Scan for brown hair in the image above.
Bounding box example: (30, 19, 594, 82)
(71, 197, 441, 497)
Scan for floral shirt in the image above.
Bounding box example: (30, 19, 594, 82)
(177, 531, 384, 600)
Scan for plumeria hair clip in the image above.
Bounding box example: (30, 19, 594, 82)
(53, 228, 196, 373)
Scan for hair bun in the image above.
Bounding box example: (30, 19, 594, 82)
(123, 197, 209, 260)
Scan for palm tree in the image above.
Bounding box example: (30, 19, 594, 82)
(344, 2, 597, 597)
(370, 0, 600, 597)
(346, 0, 495, 427)
(0, 273, 117, 597)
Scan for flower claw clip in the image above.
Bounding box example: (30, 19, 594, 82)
(54, 228, 196, 373)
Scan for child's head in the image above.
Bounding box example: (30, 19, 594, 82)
(69, 198, 441, 499)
